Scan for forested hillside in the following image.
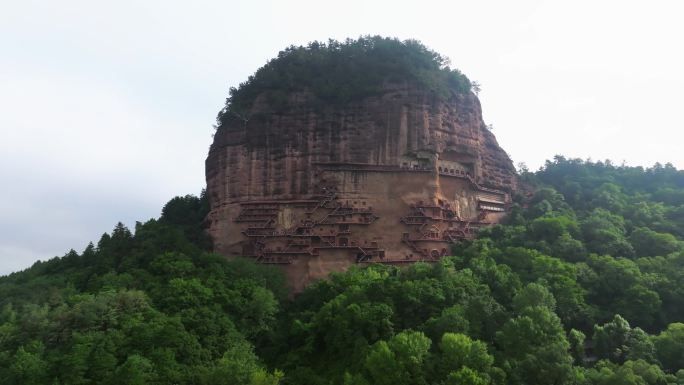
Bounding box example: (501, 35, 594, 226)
(3, 157, 684, 384)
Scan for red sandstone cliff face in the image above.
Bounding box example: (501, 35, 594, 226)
(206, 83, 516, 291)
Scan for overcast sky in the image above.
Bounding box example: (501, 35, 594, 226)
(2, 0, 683, 274)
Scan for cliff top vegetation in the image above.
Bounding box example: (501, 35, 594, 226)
(217, 36, 472, 126)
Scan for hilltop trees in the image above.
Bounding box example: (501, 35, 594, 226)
(217, 36, 472, 125)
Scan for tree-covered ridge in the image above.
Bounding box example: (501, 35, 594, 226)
(0, 194, 285, 384)
(217, 36, 472, 125)
(4, 158, 684, 384)
(263, 158, 684, 384)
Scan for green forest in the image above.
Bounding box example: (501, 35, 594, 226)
(216, 36, 472, 125)
(4, 157, 684, 384)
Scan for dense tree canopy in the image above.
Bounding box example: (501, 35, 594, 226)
(216, 36, 473, 126)
(4, 157, 684, 383)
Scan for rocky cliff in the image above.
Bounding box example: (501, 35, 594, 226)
(206, 80, 517, 291)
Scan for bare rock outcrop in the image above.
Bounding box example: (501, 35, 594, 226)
(206, 83, 516, 291)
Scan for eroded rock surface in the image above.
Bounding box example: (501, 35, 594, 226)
(206, 83, 517, 291)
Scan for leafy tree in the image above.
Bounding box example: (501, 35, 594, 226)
(160, 193, 211, 249)
(593, 315, 656, 364)
(550, 232, 588, 262)
(585, 359, 676, 385)
(591, 183, 628, 213)
(201, 342, 283, 385)
(496, 306, 574, 385)
(583, 255, 660, 328)
(421, 305, 469, 342)
(7, 343, 49, 385)
(444, 367, 490, 385)
(581, 209, 635, 258)
(114, 355, 158, 385)
(361, 331, 431, 385)
(629, 227, 680, 258)
(435, 333, 495, 383)
(654, 323, 684, 371)
(568, 329, 586, 365)
(512, 282, 556, 312)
